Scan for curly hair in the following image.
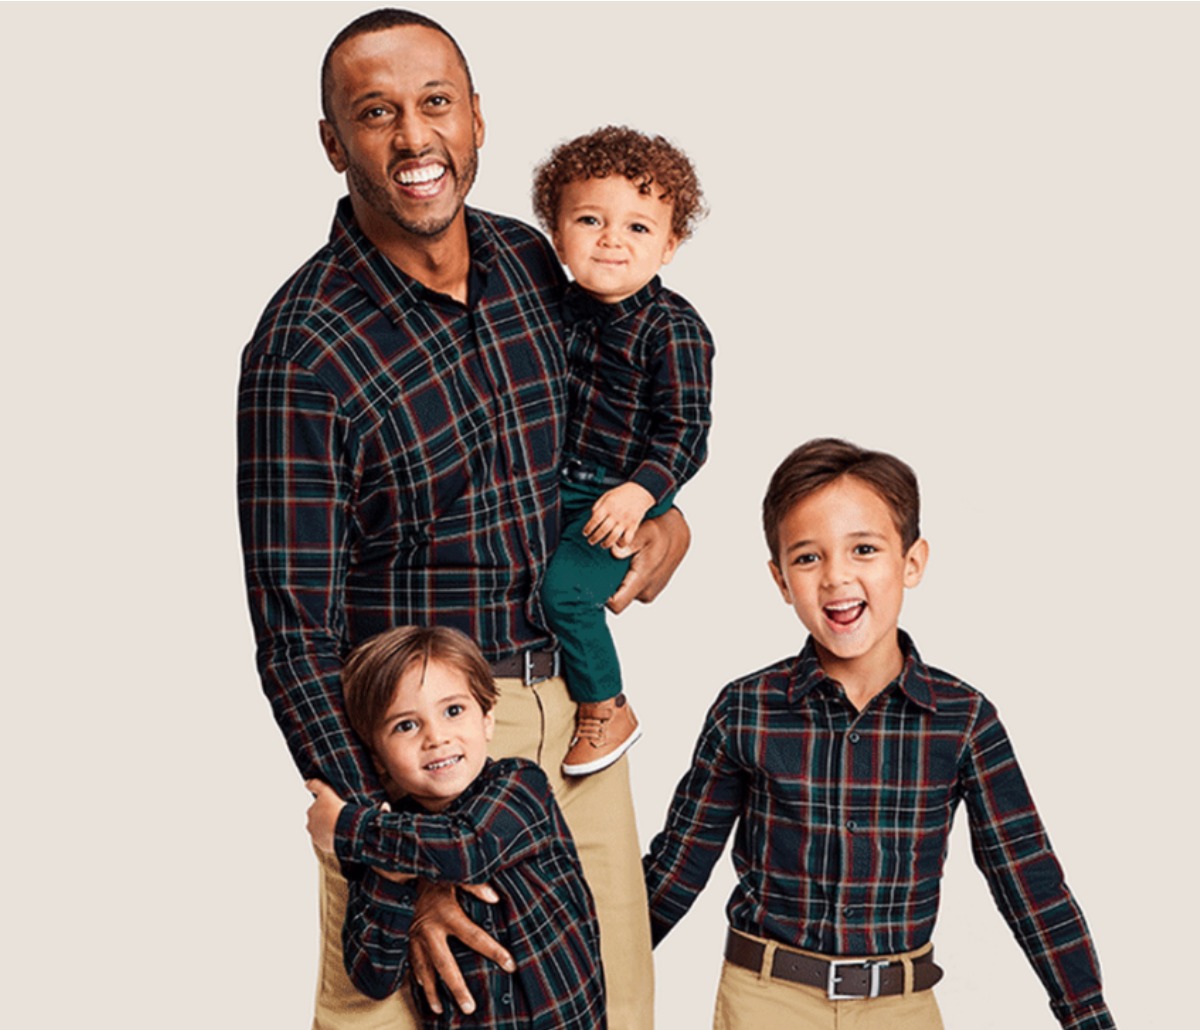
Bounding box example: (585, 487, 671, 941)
(532, 126, 706, 241)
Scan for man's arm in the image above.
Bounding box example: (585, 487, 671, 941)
(237, 353, 381, 802)
(607, 504, 691, 613)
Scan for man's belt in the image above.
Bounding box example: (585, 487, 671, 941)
(724, 929, 943, 1000)
(489, 648, 561, 686)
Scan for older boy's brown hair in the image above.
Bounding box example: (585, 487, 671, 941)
(762, 438, 922, 561)
(341, 625, 498, 748)
(532, 125, 706, 241)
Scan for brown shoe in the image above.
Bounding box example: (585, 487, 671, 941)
(562, 694, 642, 776)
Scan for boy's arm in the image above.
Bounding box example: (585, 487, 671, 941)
(628, 312, 714, 505)
(962, 701, 1115, 1030)
(642, 688, 746, 945)
(341, 868, 419, 1001)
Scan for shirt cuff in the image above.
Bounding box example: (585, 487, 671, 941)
(1054, 997, 1116, 1030)
(334, 802, 375, 864)
(631, 462, 676, 505)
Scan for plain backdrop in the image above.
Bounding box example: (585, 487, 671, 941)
(3, 3, 1196, 1027)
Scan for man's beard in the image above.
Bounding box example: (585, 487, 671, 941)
(346, 148, 479, 239)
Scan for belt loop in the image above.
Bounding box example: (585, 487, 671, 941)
(901, 953, 914, 996)
(759, 941, 777, 983)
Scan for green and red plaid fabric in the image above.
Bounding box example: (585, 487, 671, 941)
(337, 759, 605, 1029)
(238, 199, 567, 801)
(561, 277, 714, 503)
(644, 632, 1113, 1030)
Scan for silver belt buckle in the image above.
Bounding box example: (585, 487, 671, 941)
(523, 648, 561, 686)
(827, 958, 888, 1000)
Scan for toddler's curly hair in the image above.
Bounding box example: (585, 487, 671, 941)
(532, 125, 706, 242)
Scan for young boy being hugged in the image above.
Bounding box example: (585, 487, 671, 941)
(643, 439, 1114, 1029)
(533, 126, 714, 776)
(306, 625, 605, 1029)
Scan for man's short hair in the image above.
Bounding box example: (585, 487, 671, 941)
(320, 7, 475, 121)
(532, 125, 707, 242)
(341, 625, 498, 748)
(762, 438, 922, 561)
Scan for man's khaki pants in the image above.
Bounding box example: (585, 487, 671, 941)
(713, 936, 944, 1030)
(312, 675, 654, 1029)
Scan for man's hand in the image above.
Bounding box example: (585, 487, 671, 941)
(408, 880, 514, 1015)
(607, 505, 691, 614)
(305, 779, 348, 855)
(583, 481, 656, 550)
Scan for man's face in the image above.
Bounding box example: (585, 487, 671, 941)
(320, 26, 485, 244)
(372, 658, 494, 812)
(769, 476, 927, 687)
(552, 175, 680, 304)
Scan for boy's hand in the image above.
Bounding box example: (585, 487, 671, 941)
(409, 880, 513, 1015)
(305, 779, 347, 855)
(583, 481, 656, 550)
(608, 505, 690, 613)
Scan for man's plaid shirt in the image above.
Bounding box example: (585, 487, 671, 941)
(238, 199, 567, 801)
(644, 633, 1114, 1030)
(335, 759, 605, 1028)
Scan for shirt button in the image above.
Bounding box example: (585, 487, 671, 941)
(501, 994, 512, 1005)
(846, 820, 857, 833)
(844, 906, 856, 918)
(848, 731, 861, 744)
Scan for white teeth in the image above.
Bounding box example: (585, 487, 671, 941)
(425, 756, 460, 771)
(826, 601, 863, 612)
(398, 164, 446, 185)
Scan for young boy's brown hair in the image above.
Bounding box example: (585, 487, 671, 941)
(762, 437, 922, 560)
(532, 124, 707, 241)
(341, 624, 499, 747)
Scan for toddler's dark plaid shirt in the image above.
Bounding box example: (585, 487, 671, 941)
(238, 199, 567, 801)
(644, 632, 1114, 1030)
(336, 759, 605, 1029)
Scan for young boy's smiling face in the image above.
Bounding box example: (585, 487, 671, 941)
(552, 175, 680, 304)
(372, 658, 494, 812)
(769, 475, 928, 701)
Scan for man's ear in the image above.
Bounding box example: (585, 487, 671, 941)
(903, 538, 929, 588)
(472, 94, 486, 149)
(768, 559, 792, 603)
(319, 119, 348, 173)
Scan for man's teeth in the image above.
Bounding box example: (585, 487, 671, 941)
(425, 756, 460, 771)
(398, 164, 446, 185)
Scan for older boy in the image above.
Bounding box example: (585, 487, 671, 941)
(643, 438, 1114, 1029)
(533, 126, 714, 775)
(306, 625, 605, 1029)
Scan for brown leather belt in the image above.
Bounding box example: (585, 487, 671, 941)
(489, 648, 561, 686)
(724, 929, 943, 1000)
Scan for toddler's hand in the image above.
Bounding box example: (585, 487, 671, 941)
(305, 778, 348, 855)
(583, 481, 656, 551)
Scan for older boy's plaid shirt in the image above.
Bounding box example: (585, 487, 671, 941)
(335, 759, 605, 1029)
(644, 633, 1114, 1030)
(561, 278, 714, 503)
(238, 199, 566, 801)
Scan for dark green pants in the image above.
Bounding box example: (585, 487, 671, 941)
(542, 478, 675, 703)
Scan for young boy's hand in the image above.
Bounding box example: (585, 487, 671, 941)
(583, 481, 656, 551)
(305, 779, 348, 854)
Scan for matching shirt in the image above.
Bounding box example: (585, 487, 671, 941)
(643, 632, 1114, 1030)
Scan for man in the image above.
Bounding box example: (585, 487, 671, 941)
(237, 9, 685, 1028)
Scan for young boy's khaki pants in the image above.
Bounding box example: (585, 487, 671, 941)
(713, 932, 944, 1030)
(312, 674, 654, 1030)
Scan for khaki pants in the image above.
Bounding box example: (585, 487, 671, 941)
(313, 675, 654, 1029)
(713, 935, 944, 1030)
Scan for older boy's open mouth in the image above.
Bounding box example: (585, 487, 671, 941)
(824, 601, 866, 626)
(425, 755, 462, 771)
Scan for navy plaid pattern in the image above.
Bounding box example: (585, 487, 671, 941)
(644, 633, 1113, 1030)
(561, 278, 713, 502)
(337, 759, 605, 1028)
(237, 199, 567, 800)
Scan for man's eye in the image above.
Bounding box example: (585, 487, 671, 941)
(426, 94, 450, 108)
(360, 105, 390, 122)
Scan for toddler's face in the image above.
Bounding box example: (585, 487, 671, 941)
(552, 175, 679, 303)
(371, 658, 494, 811)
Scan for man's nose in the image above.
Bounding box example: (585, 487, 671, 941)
(392, 109, 434, 153)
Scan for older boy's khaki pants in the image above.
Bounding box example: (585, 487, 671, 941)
(713, 935, 943, 1030)
(312, 674, 654, 1030)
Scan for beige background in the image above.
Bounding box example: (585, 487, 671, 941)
(3, 2, 1195, 1026)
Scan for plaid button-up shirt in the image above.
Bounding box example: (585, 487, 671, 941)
(561, 277, 714, 503)
(336, 759, 605, 1029)
(238, 199, 566, 800)
(644, 633, 1114, 1030)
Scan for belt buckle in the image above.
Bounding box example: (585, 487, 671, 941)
(522, 648, 561, 686)
(827, 958, 888, 1000)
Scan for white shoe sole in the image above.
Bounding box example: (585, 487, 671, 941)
(562, 724, 644, 777)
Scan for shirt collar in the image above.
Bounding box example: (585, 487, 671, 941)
(327, 196, 496, 323)
(787, 630, 937, 712)
(563, 275, 662, 326)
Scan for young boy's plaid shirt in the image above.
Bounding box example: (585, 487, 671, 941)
(560, 277, 714, 503)
(238, 199, 567, 801)
(644, 632, 1114, 1030)
(335, 759, 605, 1029)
